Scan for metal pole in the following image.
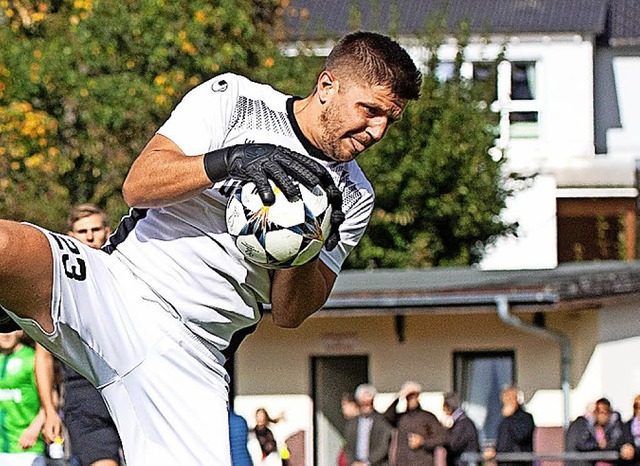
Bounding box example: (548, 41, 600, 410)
(495, 295, 572, 428)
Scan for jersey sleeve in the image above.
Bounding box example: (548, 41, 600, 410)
(156, 73, 240, 156)
(319, 164, 375, 275)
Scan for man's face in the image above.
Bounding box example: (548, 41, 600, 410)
(318, 77, 407, 162)
(501, 388, 518, 407)
(406, 392, 420, 410)
(0, 330, 22, 354)
(594, 402, 611, 426)
(357, 392, 375, 415)
(68, 213, 111, 249)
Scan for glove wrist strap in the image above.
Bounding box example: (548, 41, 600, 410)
(203, 148, 230, 183)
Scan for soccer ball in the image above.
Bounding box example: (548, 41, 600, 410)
(225, 180, 334, 269)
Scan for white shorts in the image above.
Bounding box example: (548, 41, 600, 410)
(8, 226, 232, 466)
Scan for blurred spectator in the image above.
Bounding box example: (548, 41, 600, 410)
(564, 402, 596, 466)
(229, 409, 253, 466)
(484, 386, 535, 466)
(383, 381, 448, 466)
(442, 392, 480, 466)
(621, 394, 640, 465)
(344, 383, 392, 466)
(252, 408, 283, 466)
(338, 392, 360, 466)
(0, 330, 46, 466)
(566, 403, 596, 466)
(575, 397, 628, 466)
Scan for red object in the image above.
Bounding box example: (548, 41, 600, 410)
(337, 448, 349, 466)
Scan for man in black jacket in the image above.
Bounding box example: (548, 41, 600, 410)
(484, 386, 535, 466)
(443, 392, 480, 466)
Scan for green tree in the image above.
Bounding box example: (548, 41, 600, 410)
(0, 0, 282, 230)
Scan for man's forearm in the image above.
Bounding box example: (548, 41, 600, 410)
(34, 345, 57, 415)
(270, 260, 336, 327)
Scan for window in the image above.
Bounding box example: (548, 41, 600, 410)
(506, 62, 538, 139)
(472, 62, 498, 103)
(511, 62, 536, 100)
(435, 61, 455, 82)
(454, 351, 515, 443)
(473, 60, 539, 145)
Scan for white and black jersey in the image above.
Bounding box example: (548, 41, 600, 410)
(105, 73, 375, 353)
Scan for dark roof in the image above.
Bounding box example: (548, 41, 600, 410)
(609, 0, 640, 45)
(323, 260, 640, 313)
(285, 0, 640, 44)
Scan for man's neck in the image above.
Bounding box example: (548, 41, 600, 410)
(292, 95, 321, 150)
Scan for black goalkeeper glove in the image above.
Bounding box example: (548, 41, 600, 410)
(204, 143, 344, 251)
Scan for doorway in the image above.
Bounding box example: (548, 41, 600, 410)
(312, 355, 368, 466)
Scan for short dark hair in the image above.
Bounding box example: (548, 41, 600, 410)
(324, 31, 422, 101)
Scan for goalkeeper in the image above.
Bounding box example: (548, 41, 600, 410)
(0, 31, 421, 465)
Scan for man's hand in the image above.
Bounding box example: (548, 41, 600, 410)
(205, 144, 326, 203)
(41, 410, 63, 444)
(408, 432, 425, 450)
(483, 447, 496, 460)
(205, 144, 344, 250)
(620, 444, 635, 461)
(620, 443, 635, 461)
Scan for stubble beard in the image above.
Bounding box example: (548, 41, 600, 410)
(318, 102, 354, 162)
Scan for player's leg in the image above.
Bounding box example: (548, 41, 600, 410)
(0, 220, 55, 332)
(2, 224, 232, 464)
(100, 322, 232, 466)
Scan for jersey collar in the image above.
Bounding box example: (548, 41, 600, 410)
(286, 97, 333, 162)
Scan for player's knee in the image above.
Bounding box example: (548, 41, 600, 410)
(0, 220, 50, 277)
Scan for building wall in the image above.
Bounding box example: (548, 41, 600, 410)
(235, 309, 601, 416)
(596, 46, 640, 157)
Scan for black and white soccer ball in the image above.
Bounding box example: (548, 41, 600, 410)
(225, 180, 334, 269)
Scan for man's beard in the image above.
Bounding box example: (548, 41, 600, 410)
(318, 102, 353, 162)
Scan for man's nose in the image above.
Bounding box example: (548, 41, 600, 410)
(367, 117, 389, 141)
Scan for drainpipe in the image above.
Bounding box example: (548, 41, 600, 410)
(495, 295, 571, 429)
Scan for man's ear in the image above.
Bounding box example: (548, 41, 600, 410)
(317, 70, 337, 103)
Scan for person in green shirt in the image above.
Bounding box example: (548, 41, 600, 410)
(0, 330, 45, 465)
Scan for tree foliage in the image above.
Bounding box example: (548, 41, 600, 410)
(1, 1, 516, 267)
(0, 0, 283, 230)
